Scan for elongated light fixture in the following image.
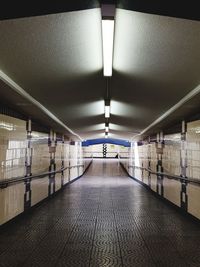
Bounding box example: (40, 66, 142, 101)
(105, 121, 109, 132)
(105, 106, 110, 118)
(105, 99, 110, 118)
(102, 19, 114, 76)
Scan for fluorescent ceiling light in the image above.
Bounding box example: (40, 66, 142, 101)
(105, 105, 110, 118)
(102, 19, 114, 76)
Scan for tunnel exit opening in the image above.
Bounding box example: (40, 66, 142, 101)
(82, 138, 130, 158)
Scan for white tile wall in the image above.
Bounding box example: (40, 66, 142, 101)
(69, 143, 78, 181)
(0, 183, 24, 225)
(188, 183, 200, 219)
(31, 178, 49, 206)
(163, 142, 181, 176)
(63, 142, 70, 184)
(163, 179, 181, 207)
(0, 115, 90, 225)
(31, 131, 49, 174)
(120, 125, 200, 221)
(187, 121, 200, 180)
(150, 174, 157, 192)
(0, 114, 26, 180)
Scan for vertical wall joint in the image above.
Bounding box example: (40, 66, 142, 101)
(48, 130, 56, 196)
(148, 136, 151, 187)
(180, 120, 188, 211)
(156, 131, 164, 196)
(24, 119, 32, 210)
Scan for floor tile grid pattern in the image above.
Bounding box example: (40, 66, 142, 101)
(1, 159, 200, 266)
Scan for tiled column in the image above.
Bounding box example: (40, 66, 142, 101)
(68, 142, 71, 182)
(61, 135, 64, 187)
(141, 161, 144, 182)
(130, 142, 134, 178)
(180, 120, 188, 211)
(148, 136, 151, 187)
(76, 143, 79, 177)
(48, 130, 56, 196)
(24, 119, 32, 210)
(156, 132, 164, 196)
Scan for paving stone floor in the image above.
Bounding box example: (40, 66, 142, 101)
(1, 159, 200, 267)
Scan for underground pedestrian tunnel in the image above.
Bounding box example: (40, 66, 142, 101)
(0, 1, 200, 266)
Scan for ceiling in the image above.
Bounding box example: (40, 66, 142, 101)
(0, 1, 199, 141)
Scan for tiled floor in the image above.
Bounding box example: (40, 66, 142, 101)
(1, 159, 200, 267)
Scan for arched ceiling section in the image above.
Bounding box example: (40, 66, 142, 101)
(0, 1, 199, 141)
(82, 138, 130, 147)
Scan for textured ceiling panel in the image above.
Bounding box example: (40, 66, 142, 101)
(112, 9, 200, 139)
(0, 8, 105, 140)
(0, 7, 200, 141)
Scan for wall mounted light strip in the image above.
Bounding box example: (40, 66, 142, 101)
(0, 70, 83, 141)
(102, 19, 114, 77)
